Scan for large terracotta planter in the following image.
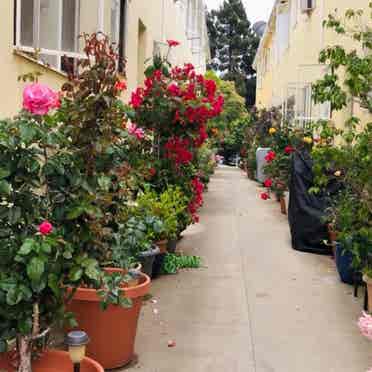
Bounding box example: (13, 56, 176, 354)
(0, 350, 103, 372)
(67, 269, 151, 369)
(363, 275, 372, 311)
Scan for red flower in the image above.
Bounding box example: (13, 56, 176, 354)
(39, 221, 53, 235)
(263, 179, 273, 188)
(260, 192, 270, 200)
(204, 79, 217, 99)
(149, 167, 156, 177)
(265, 150, 276, 163)
(153, 69, 162, 81)
(114, 80, 127, 91)
(189, 177, 204, 223)
(165, 137, 193, 166)
(194, 124, 208, 147)
(130, 88, 144, 108)
(167, 83, 181, 97)
(167, 39, 180, 47)
(284, 145, 295, 154)
(182, 83, 196, 101)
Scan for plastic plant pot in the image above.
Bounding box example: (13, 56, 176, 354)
(167, 239, 177, 253)
(138, 245, 160, 277)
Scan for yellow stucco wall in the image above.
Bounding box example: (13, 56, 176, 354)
(254, 0, 371, 128)
(0, 0, 207, 118)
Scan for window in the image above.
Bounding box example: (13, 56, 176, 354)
(15, 0, 127, 74)
(275, 3, 290, 60)
(290, 0, 298, 29)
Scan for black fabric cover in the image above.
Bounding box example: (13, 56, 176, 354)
(288, 150, 332, 254)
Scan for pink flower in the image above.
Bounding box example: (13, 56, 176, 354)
(358, 312, 372, 341)
(260, 192, 270, 200)
(38, 221, 53, 236)
(23, 83, 59, 115)
(263, 179, 273, 188)
(127, 123, 145, 140)
(167, 40, 180, 47)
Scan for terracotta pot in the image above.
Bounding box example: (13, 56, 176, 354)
(363, 275, 372, 311)
(280, 196, 287, 215)
(156, 239, 168, 254)
(67, 269, 151, 369)
(0, 350, 103, 372)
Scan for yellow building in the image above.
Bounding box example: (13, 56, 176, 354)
(253, 0, 371, 127)
(0, 0, 210, 118)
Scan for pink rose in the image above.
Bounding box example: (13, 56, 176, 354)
(23, 83, 59, 115)
(358, 312, 372, 341)
(127, 123, 145, 140)
(38, 221, 53, 236)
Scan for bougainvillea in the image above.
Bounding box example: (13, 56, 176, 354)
(188, 177, 204, 222)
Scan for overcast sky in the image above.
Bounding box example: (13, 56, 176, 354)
(205, 0, 275, 24)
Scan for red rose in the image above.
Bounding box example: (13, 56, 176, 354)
(263, 179, 273, 188)
(167, 40, 180, 47)
(114, 80, 126, 91)
(284, 145, 295, 154)
(260, 192, 270, 200)
(38, 221, 53, 235)
(265, 150, 276, 163)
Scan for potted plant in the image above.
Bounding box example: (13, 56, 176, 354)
(47, 34, 151, 369)
(0, 80, 103, 372)
(112, 215, 163, 277)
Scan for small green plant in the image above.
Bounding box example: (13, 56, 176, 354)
(161, 253, 202, 274)
(111, 216, 164, 267)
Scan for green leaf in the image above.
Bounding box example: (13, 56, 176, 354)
(48, 273, 60, 296)
(18, 239, 36, 255)
(40, 241, 52, 254)
(27, 257, 45, 282)
(69, 267, 83, 282)
(119, 297, 133, 308)
(0, 168, 10, 180)
(17, 318, 32, 335)
(6, 287, 23, 305)
(98, 176, 111, 191)
(20, 124, 37, 143)
(0, 180, 11, 195)
(67, 206, 85, 220)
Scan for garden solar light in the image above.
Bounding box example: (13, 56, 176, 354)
(65, 330, 90, 372)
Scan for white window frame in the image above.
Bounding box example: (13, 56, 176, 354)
(14, 0, 106, 71)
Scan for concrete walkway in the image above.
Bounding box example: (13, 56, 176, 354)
(126, 166, 372, 372)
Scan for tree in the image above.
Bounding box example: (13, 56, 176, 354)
(205, 70, 248, 157)
(206, 0, 259, 107)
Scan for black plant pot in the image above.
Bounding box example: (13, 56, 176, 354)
(167, 239, 177, 254)
(335, 243, 357, 285)
(151, 253, 166, 279)
(138, 245, 160, 278)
